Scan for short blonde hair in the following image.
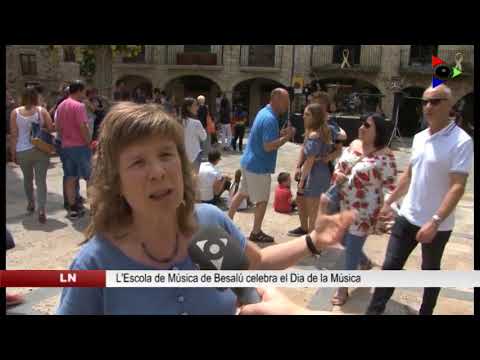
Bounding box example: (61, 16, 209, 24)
(84, 102, 198, 241)
(197, 95, 206, 104)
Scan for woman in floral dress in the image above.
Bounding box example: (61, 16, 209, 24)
(330, 113, 398, 305)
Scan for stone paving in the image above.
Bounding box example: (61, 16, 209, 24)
(5, 136, 474, 315)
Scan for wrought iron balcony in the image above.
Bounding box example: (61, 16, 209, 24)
(164, 45, 224, 68)
(310, 45, 382, 72)
(239, 45, 283, 70)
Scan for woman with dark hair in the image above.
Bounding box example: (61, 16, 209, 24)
(180, 97, 207, 173)
(56, 102, 356, 315)
(326, 113, 398, 306)
(9, 86, 55, 224)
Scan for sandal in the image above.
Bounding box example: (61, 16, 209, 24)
(38, 211, 47, 224)
(359, 259, 374, 270)
(331, 288, 349, 306)
(27, 202, 35, 213)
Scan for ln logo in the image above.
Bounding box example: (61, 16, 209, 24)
(60, 272, 77, 283)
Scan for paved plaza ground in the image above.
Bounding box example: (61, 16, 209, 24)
(5, 136, 475, 315)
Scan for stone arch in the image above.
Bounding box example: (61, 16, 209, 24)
(454, 92, 474, 136)
(115, 74, 153, 99)
(452, 88, 474, 106)
(162, 75, 223, 112)
(230, 74, 288, 91)
(158, 73, 224, 92)
(232, 77, 286, 121)
(308, 76, 384, 114)
(398, 86, 426, 137)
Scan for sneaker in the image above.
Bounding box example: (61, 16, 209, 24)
(6, 293, 24, 307)
(249, 230, 274, 243)
(287, 226, 308, 237)
(67, 204, 85, 219)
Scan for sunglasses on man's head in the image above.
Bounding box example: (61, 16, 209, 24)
(421, 98, 448, 106)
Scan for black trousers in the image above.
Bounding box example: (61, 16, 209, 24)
(367, 215, 452, 315)
(231, 125, 245, 151)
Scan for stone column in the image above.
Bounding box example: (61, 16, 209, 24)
(379, 45, 402, 119)
(249, 80, 261, 120)
(93, 46, 113, 98)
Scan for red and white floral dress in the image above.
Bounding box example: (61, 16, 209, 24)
(332, 146, 398, 237)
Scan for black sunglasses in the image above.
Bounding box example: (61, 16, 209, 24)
(421, 98, 448, 106)
(362, 120, 371, 129)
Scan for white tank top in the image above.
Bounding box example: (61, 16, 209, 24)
(15, 107, 42, 152)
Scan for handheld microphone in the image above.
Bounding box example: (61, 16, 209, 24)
(188, 225, 261, 305)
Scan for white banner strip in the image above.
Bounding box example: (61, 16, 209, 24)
(106, 270, 480, 288)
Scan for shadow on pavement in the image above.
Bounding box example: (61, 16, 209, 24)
(21, 217, 68, 232)
(70, 211, 91, 235)
(309, 286, 418, 315)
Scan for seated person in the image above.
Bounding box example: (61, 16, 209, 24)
(198, 150, 231, 206)
(274, 172, 297, 214)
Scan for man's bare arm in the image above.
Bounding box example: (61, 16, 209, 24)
(384, 164, 412, 206)
(434, 173, 468, 220)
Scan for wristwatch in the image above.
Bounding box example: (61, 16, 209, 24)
(432, 214, 442, 226)
(305, 234, 322, 256)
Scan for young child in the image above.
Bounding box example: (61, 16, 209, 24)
(228, 169, 248, 210)
(274, 172, 297, 214)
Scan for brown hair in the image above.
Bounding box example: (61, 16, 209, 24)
(310, 91, 330, 108)
(305, 103, 332, 144)
(21, 86, 39, 108)
(84, 102, 198, 241)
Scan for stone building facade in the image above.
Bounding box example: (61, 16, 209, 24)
(6, 45, 474, 135)
(111, 45, 474, 132)
(6, 45, 83, 106)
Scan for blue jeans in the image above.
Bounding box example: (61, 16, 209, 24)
(57, 146, 81, 204)
(342, 232, 369, 270)
(61, 146, 92, 180)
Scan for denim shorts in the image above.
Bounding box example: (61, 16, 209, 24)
(324, 184, 341, 214)
(61, 146, 92, 180)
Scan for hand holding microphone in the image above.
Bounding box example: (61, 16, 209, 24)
(188, 225, 261, 305)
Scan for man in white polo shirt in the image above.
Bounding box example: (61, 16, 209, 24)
(366, 84, 473, 315)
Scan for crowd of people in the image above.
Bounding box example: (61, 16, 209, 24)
(5, 81, 473, 316)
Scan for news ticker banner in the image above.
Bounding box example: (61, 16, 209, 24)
(1, 270, 480, 288)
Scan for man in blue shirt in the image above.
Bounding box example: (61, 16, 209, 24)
(228, 88, 295, 243)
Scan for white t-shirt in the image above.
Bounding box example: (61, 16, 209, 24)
(183, 117, 207, 163)
(198, 162, 223, 201)
(399, 122, 473, 231)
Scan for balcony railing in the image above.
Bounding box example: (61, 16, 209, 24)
(165, 45, 224, 66)
(400, 48, 433, 73)
(310, 45, 382, 72)
(121, 46, 155, 64)
(239, 45, 283, 69)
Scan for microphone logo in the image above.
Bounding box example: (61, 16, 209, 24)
(195, 238, 228, 270)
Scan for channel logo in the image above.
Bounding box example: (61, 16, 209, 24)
(432, 55, 462, 88)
